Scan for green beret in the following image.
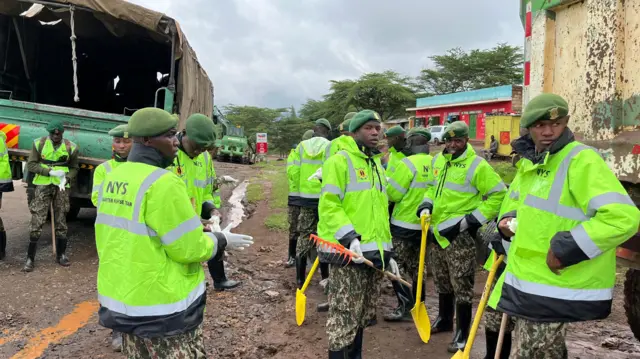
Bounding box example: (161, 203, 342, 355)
(108, 124, 129, 138)
(385, 125, 405, 138)
(186, 113, 216, 148)
(339, 119, 352, 133)
(315, 118, 332, 131)
(46, 120, 64, 133)
(521, 93, 569, 128)
(344, 112, 357, 121)
(302, 129, 314, 141)
(128, 108, 178, 137)
(349, 110, 381, 133)
(442, 121, 469, 141)
(408, 127, 431, 141)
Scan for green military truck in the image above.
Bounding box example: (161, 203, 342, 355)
(0, 0, 214, 219)
(212, 106, 255, 164)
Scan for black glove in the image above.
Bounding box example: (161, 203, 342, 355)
(490, 238, 506, 256)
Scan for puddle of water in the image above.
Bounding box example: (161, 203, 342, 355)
(226, 180, 248, 230)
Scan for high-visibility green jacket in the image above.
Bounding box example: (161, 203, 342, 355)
(286, 148, 301, 206)
(324, 135, 353, 161)
(385, 147, 406, 177)
(418, 144, 506, 249)
(317, 136, 392, 268)
(294, 137, 329, 208)
(91, 157, 126, 207)
(32, 137, 77, 188)
(95, 161, 220, 338)
(495, 139, 640, 322)
(387, 153, 434, 240)
(168, 148, 220, 218)
(0, 131, 13, 192)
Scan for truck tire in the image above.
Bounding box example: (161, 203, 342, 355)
(624, 268, 640, 341)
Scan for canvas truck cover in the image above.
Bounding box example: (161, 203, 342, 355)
(0, 0, 213, 127)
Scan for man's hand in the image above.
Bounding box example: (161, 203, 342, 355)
(308, 168, 323, 181)
(349, 239, 365, 264)
(219, 223, 253, 250)
(546, 249, 564, 275)
(490, 238, 506, 256)
(420, 209, 430, 218)
(498, 217, 515, 238)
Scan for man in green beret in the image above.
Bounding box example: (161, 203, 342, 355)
(24, 119, 79, 271)
(293, 122, 330, 289)
(284, 131, 313, 268)
(416, 120, 506, 353)
(384, 125, 408, 176)
(95, 107, 253, 358)
(318, 109, 396, 356)
(90, 123, 132, 352)
(167, 113, 242, 291)
(383, 128, 434, 322)
(489, 93, 639, 358)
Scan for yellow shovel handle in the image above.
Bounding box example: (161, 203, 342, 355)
(415, 214, 430, 303)
(464, 253, 505, 356)
(300, 257, 320, 293)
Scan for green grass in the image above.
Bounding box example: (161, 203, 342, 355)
(491, 162, 518, 184)
(264, 212, 288, 230)
(268, 166, 288, 210)
(246, 183, 265, 203)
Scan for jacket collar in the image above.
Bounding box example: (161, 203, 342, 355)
(512, 128, 575, 165)
(127, 142, 174, 168)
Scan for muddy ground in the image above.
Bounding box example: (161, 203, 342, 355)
(0, 159, 639, 358)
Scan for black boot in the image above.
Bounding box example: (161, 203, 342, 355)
(295, 255, 307, 289)
(0, 230, 6, 260)
(431, 293, 454, 333)
(447, 302, 472, 353)
(56, 237, 70, 267)
(320, 262, 330, 280)
(285, 239, 296, 268)
(22, 241, 37, 272)
(208, 258, 241, 291)
(350, 328, 364, 359)
(317, 302, 330, 312)
(328, 347, 351, 359)
(383, 280, 414, 322)
(484, 330, 512, 359)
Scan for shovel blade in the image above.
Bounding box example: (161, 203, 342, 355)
(295, 289, 307, 326)
(450, 350, 466, 359)
(410, 302, 431, 343)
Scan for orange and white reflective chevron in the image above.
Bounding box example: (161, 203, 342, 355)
(0, 123, 20, 148)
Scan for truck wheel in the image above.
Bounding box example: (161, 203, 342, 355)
(624, 269, 640, 341)
(66, 206, 81, 222)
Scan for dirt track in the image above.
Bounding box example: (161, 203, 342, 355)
(0, 160, 639, 358)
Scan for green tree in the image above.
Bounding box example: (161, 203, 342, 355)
(417, 43, 523, 95)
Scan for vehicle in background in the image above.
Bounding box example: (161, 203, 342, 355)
(522, 0, 640, 340)
(213, 106, 255, 164)
(428, 125, 445, 145)
(0, 0, 214, 219)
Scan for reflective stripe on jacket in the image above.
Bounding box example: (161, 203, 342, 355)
(32, 137, 77, 187)
(169, 150, 220, 216)
(0, 132, 13, 192)
(287, 148, 301, 206)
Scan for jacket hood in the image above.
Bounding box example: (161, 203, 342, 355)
(300, 137, 330, 157)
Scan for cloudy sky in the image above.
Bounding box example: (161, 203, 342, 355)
(130, 0, 524, 109)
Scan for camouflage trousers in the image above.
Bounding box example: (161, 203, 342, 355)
(485, 307, 516, 333)
(428, 231, 476, 304)
(512, 318, 567, 359)
(392, 237, 423, 283)
(122, 324, 206, 359)
(296, 206, 318, 259)
(29, 185, 69, 239)
(288, 205, 300, 242)
(327, 264, 383, 350)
